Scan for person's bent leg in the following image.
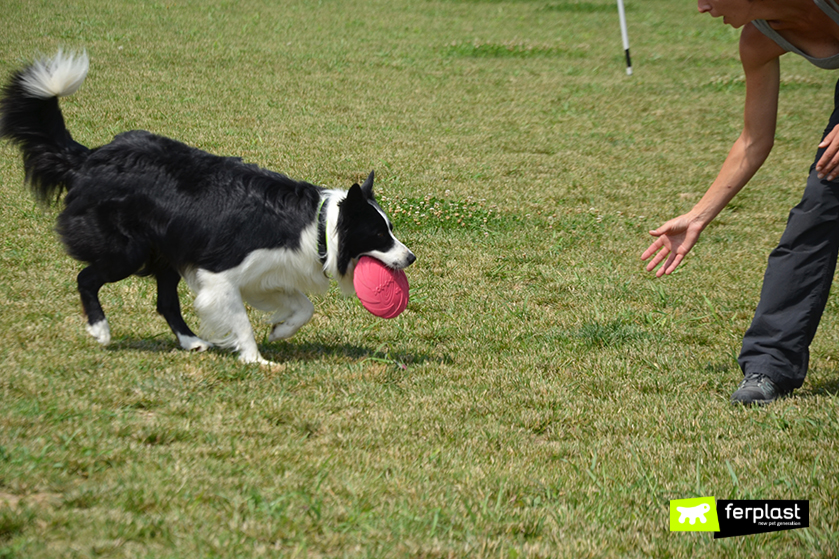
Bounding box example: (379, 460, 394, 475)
(737, 167, 839, 401)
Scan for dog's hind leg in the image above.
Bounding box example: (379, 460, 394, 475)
(78, 267, 111, 344)
(77, 251, 148, 345)
(155, 267, 211, 352)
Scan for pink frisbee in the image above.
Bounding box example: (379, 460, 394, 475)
(353, 256, 409, 319)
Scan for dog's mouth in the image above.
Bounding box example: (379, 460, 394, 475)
(359, 251, 416, 270)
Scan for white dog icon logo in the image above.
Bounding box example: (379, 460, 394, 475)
(677, 503, 711, 525)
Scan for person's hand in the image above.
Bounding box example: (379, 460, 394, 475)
(641, 215, 704, 277)
(817, 123, 839, 181)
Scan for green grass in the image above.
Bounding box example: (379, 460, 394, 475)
(1, 0, 838, 557)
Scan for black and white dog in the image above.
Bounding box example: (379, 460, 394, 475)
(0, 51, 415, 365)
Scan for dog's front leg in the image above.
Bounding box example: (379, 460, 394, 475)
(267, 290, 314, 341)
(192, 271, 270, 365)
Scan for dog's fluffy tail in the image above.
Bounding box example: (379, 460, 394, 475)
(0, 50, 91, 203)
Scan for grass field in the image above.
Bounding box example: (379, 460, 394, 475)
(1, 0, 838, 557)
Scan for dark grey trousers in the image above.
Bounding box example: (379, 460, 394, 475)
(738, 79, 839, 391)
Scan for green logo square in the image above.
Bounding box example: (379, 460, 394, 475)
(670, 497, 720, 532)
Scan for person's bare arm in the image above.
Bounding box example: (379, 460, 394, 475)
(642, 24, 784, 276)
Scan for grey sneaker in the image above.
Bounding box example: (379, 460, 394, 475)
(731, 372, 788, 405)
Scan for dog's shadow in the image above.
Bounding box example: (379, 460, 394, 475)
(107, 336, 444, 368)
(260, 339, 440, 367)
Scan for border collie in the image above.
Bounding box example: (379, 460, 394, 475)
(0, 51, 415, 365)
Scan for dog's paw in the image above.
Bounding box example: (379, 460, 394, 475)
(268, 322, 299, 341)
(258, 358, 285, 371)
(177, 334, 213, 352)
(86, 319, 111, 345)
(239, 353, 283, 369)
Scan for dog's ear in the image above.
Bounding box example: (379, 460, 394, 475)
(345, 182, 365, 208)
(343, 173, 374, 210)
(360, 170, 375, 199)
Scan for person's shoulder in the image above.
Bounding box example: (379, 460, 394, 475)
(739, 22, 785, 69)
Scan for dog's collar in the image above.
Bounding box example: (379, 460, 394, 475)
(317, 196, 329, 266)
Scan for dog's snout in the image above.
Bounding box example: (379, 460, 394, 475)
(406, 252, 416, 267)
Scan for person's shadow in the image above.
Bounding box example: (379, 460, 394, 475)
(800, 369, 839, 398)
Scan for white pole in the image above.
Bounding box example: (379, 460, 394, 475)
(617, 0, 633, 75)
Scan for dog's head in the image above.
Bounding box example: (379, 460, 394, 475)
(332, 171, 415, 291)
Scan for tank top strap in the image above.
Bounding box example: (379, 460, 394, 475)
(752, 0, 839, 70)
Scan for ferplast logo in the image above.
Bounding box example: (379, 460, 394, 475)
(669, 497, 720, 532)
(669, 497, 809, 538)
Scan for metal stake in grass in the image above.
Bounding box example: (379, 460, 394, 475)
(617, 0, 633, 76)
